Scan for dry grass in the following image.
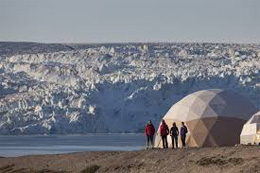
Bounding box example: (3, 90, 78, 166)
(81, 165, 100, 173)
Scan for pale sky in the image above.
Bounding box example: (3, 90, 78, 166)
(0, 0, 260, 43)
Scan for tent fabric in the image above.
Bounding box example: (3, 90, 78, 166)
(240, 111, 260, 145)
(155, 89, 257, 148)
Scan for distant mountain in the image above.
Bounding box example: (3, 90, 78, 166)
(0, 42, 75, 57)
(0, 42, 259, 134)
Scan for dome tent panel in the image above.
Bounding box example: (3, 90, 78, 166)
(186, 119, 211, 147)
(208, 117, 246, 146)
(155, 89, 257, 148)
(200, 106, 218, 119)
(240, 111, 260, 145)
(248, 114, 260, 124)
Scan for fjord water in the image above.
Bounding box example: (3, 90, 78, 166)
(0, 134, 145, 157)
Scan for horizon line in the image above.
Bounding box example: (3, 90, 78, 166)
(0, 40, 259, 45)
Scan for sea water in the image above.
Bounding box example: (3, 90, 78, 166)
(0, 134, 145, 157)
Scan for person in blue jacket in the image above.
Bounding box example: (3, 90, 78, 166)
(180, 122, 188, 147)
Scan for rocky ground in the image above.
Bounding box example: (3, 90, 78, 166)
(0, 146, 259, 173)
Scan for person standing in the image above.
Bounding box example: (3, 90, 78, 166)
(145, 120, 155, 149)
(160, 119, 169, 149)
(170, 122, 179, 149)
(180, 122, 188, 148)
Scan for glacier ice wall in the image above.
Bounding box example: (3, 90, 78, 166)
(0, 42, 259, 134)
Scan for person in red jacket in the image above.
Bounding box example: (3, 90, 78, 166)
(145, 120, 155, 149)
(160, 119, 169, 149)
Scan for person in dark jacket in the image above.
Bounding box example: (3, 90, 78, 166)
(180, 122, 188, 147)
(160, 119, 169, 149)
(170, 122, 179, 149)
(145, 120, 155, 149)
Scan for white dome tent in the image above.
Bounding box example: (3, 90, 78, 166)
(155, 89, 257, 148)
(240, 111, 260, 145)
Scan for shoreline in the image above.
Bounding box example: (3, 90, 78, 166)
(0, 134, 146, 158)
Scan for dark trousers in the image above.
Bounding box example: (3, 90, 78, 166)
(146, 136, 154, 148)
(161, 136, 168, 148)
(181, 135, 186, 147)
(171, 136, 178, 149)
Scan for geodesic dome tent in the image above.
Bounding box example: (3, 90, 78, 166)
(155, 89, 257, 148)
(240, 111, 260, 145)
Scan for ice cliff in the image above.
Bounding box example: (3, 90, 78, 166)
(0, 42, 259, 134)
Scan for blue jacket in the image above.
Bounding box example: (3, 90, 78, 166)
(180, 126, 188, 136)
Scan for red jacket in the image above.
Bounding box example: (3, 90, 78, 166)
(160, 123, 169, 136)
(145, 124, 155, 136)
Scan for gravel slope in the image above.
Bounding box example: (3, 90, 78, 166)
(0, 146, 259, 173)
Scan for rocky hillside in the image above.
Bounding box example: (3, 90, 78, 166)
(0, 42, 259, 134)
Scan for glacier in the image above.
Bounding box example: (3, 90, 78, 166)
(0, 42, 259, 134)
